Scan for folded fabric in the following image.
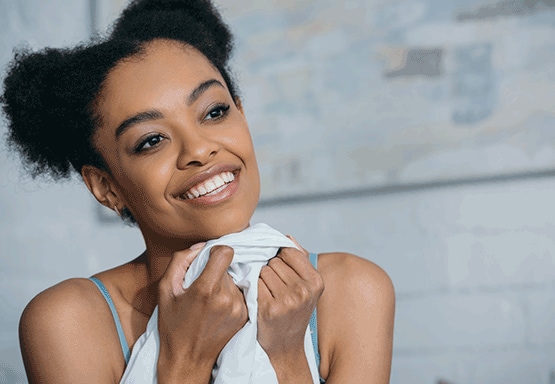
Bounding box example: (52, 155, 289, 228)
(120, 223, 319, 384)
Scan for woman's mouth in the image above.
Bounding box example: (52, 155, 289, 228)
(181, 171, 235, 200)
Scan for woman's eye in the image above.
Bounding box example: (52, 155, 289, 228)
(204, 104, 230, 121)
(135, 134, 164, 153)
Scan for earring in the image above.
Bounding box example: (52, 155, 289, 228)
(114, 206, 121, 217)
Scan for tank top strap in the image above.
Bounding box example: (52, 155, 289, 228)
(308, 252, 325, 382)
(89, 277, 131, 365)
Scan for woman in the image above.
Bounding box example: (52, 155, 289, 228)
(2, 0, 395, 383)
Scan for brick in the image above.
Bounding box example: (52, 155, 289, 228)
(528, 291, 555, 345)
(445, 231, 555, 288)
(442, 179, 555, 232)
(459, 348, 553, 384)
(391, 354, 460, 384)
(394, 293, 526, 350)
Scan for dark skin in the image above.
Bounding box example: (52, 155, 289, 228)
(18, 39, 395, 383)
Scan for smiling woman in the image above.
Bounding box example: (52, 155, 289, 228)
(84, 40, 260, 242)
(1, 1, 395, 383)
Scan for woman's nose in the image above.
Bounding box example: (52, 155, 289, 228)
(175, 128, 220, 169)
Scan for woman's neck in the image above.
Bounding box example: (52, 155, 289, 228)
(142, 235, 196, 284)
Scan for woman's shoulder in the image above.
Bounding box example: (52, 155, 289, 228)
(19, 277, 125, 382)
(21, 273, 129, 325)
(315, 251, 395, 322)
(315, 252, 395, 382)
(21, 277, 104, 327)
(317, 251, 395, 296)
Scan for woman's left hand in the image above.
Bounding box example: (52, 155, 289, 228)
(257, 236, 324, 381)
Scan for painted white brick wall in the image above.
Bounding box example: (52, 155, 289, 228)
(1, 1, 555, 384)
(252, 177, 555, 384)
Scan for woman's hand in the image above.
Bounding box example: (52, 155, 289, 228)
(157, 244, 248, 384)
(257, 237, 324, 383)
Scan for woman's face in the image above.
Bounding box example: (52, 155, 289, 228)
(92, 39, 260, 247)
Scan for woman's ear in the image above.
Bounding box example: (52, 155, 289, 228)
(81, 165, 122, 213)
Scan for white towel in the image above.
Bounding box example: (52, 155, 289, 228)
(120, 223, 319, 384)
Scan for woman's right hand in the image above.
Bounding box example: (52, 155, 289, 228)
(157, 244, 247, 383)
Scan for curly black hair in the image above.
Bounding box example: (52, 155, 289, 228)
(1, 0, 238, 181)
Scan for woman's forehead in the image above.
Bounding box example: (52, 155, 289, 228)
(97, 40, 225, 124)
(108, 39, 220, 87)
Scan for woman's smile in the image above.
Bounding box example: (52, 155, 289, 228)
(173, 164, 241, 207)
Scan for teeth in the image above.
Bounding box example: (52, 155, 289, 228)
(184, 171, 235, 199)
(213, 174, 224, 186)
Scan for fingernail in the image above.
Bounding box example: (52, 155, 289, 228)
(190, 242, 206, 250)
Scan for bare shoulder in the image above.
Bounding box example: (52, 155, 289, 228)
(22, 277, 97, 314)
(316, 252, 395, 384)
(21, 278, 99, 341)
(318, 251, 395, 300)
(20, 278, 123, 383)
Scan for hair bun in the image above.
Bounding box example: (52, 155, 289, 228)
(1, 40, 140, 179)
(109, 0, 234, 67)
(2, 47, 78, 179)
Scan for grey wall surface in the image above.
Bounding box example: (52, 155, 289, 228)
(1, 1, 554, 383)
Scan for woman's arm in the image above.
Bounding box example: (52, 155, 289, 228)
(19, 279, 125, 383)
(318, 252, 395, 384)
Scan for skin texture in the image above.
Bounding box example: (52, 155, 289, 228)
(18, 39, 395, 384)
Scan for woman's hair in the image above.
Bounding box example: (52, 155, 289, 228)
(1, 0, 238, 180)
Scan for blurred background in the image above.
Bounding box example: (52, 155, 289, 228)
(1, 0, 555, 383)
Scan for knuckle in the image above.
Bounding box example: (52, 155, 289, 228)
(266, 305, 280, 320)
(193, 282, 217, 300)
(283, 294, 297, 310)
(259, 301, 278, 319)
(312, 273, 325, 293)
(259, 265, 269, 277)
(215, 294, 232, 309)
(278, 247, 293, 258)
(211, 245, 234, 259)
(294, 284, 311, 302)
(268, 257, 282, 268)
(215, 289, 237, 310)
(232, 300, 246, 320)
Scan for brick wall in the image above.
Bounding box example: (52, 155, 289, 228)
(1, 1, 554, 383)
(253, 176, 555, 384)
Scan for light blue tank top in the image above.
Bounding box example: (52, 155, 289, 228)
(90, 252, 322, 380)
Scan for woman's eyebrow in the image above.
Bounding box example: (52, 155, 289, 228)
(115, 110, 163, 139)
(187, 79, 225, 106)
(114, 79, 225, 139)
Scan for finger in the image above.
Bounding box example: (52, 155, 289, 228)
(276, 247, 315, 281)
(160, 242, 205, 298)
(195, 245, 234, 286)
(259, 264, 285, 298)
(285, 235, 309, 256)
(278, 248, 324, 297)
(267, 256, 305, 289)
(258, 271, 277, 305)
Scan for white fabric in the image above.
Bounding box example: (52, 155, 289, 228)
(120, 223, 319, 384)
